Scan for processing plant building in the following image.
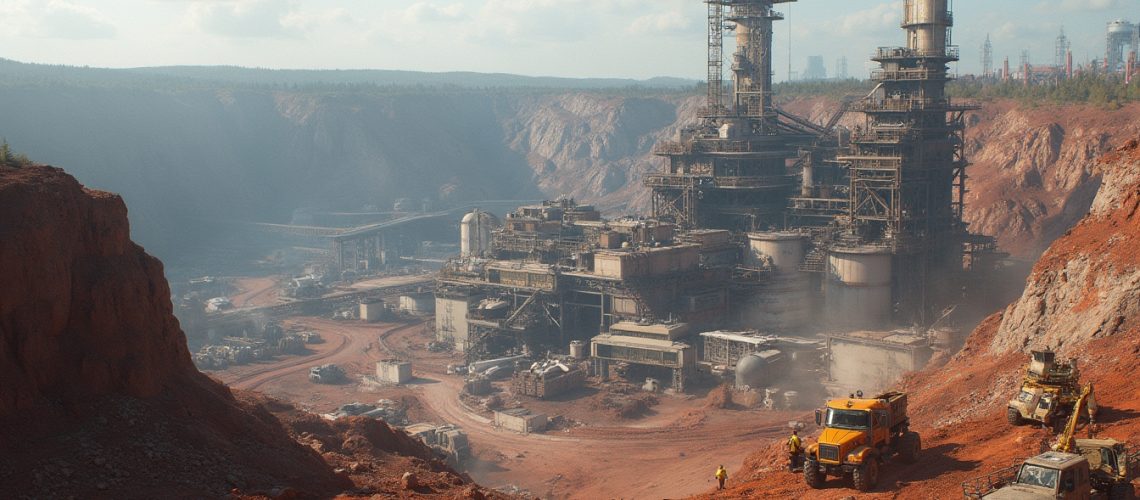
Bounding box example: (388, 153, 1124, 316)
(433, 0, 1002, 393)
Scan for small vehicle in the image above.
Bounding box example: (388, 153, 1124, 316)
(1007, 350, 1095, 428)
(803, 391, 920, 492)
(962, 451, 1135, 499)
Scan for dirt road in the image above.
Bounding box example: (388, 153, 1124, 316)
(229, 276, 280, 308)
(215, 317, 799, 499)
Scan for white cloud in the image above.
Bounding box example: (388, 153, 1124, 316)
(403, 2, 466, 24)
(628, 10, 692, 36)
(189, 0, 306, 39)
(0, 1, 117, 40)
(1037, 0, 1126, 12)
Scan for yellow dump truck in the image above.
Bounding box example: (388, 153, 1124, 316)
(804, 391, 920, 492)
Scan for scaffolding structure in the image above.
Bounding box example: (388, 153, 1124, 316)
(650, 0, 826, 231)
(837, 0, 986, 323)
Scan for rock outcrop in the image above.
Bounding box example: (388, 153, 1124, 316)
(991, 138, 1140, 353)
(0, 164, 195, 414)
(0, 164, 501, 498)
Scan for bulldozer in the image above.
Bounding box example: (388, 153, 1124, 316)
(803, 391, 920, 492)
(1007, 350, 1095, 428)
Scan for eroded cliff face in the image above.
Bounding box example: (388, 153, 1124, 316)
(990, 139, 1140, 353)
(499, 93, 704, 214)
(963, 102, 1140, 258)
(0, 164, 500, 498)
(0, 165, 195, 414)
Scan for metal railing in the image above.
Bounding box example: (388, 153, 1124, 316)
(961, 464, 1019, 499)
(873, 46, 960, 60)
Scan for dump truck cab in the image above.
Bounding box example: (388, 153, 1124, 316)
(965, 452, 1101, 499)
(804, 391, 919, 492)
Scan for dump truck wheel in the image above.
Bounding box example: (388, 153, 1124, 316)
(1006, 407, 1022, 426)
(852, 458, 879, 492)
(803, 459, 824, 489)
(896, 431, 920, 464)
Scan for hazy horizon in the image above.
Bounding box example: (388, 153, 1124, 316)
(0, 1, 1134, 82)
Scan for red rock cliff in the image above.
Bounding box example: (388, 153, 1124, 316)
(0, 164, 502, 498)
(0, 164, 197, 414)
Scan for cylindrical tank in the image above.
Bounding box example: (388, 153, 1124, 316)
(569, 341, 585, 360)
(747, 232, 807, 271)
(735, 353, 770, 389)
(460, 209, 498, 257)
(744, 232, 813, 332)
(825, 246, 892, 330)
(904, 0, 950, 53)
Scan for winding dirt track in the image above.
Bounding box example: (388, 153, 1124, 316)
(223, 331, 351, 391)
(216, 317, 797, 499)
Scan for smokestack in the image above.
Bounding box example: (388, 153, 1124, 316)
(1066, 50, 1073, 79)
(904, 0, 951, 55)
(1023, 63, 1031, 87)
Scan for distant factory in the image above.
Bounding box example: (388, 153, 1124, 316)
(434, 0, 1001, 395)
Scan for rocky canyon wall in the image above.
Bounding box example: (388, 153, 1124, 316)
(1, 86, 1133, 266)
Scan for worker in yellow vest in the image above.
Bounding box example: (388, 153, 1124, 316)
(714, 464, 727, 490)
(788, 429, 804, 472)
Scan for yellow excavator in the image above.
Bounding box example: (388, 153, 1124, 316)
(1053, 384, 1097, 454)
(1051, 384, 1137, 499)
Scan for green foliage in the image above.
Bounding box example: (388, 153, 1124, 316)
(0, 139, 32, 168)
(772, 79, 875, 99)
(948, 75, 1140, 107)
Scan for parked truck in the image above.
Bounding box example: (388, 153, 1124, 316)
(962, 450, 1136, 499)
(804, 391, 920, 492)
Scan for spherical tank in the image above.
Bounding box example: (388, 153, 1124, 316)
(825, 246, 892, 330)
(735, 353, 769, 389)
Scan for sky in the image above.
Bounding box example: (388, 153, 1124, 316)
(0, 0, 1135, 81)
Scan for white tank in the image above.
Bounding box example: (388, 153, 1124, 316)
(1108, 20, 1134, 35)
(744, 232, 813, 333)
(569, 341, 585, 359)
(460, 210, 497, 257)
(747, 232, 807, 272)
(825, 246, 892, 330)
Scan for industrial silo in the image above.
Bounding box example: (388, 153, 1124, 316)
(743, 232, 813, 332)
(460, 209, 497, 257)
(825, 246, 892, 330)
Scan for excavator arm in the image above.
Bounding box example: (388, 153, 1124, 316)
(1054, 384, 1095, 453)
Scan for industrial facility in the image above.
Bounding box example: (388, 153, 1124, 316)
(433, 0, 1001, 395)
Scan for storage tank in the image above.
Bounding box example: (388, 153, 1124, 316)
(743, 232, 813, 332)
(747, 232, 806, 271)
(569, 341, 585, 360)
(460, 210, 498, 257)
(734, 350, 782, 389)
(825, 246, 892, 330)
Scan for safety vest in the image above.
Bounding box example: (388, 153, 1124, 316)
(788, 435, 802, 453)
